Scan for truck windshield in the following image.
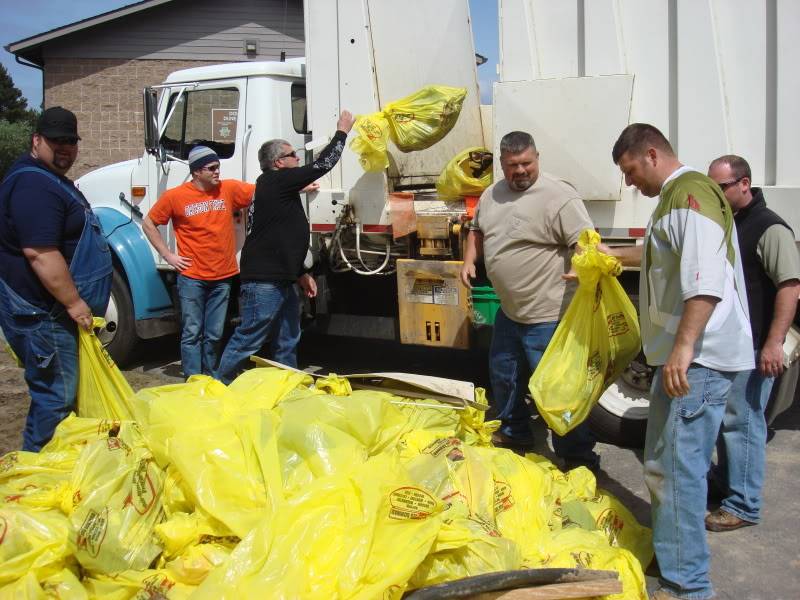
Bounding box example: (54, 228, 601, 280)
(161, 88, 240, 160)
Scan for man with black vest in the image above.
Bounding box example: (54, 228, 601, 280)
(707, 154, 800, 531)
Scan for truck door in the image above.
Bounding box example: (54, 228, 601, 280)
(148, 81, 247, 264)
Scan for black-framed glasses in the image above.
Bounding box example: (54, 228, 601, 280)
(718, 176, 744, 191)
(279, 150, 297, 160)
(202, 164, 221, 172)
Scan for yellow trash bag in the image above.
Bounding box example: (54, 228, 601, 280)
(193, 454, 443, 600)
(436, 147, 493, 199)
(0, 506, 72, 586)
(82, 569, 195, 600)
(384, 85, 467, 152)
(529, 230, 641, 435)
(167, 410, 283, 538)
(0, 569, 87, 600)
(77, 317, 135, 421)
(42, 413, 126, 454)
(350, 85, 468, 171)
(131, 376, 235, 468)
(350, 112, 391, 172)
(528, 527, 648, 600)
(67, 432, 165, 574)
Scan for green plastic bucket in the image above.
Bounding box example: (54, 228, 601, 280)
(471, 286, 500, 325)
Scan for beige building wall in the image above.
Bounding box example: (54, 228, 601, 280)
(44, 57, 226, 178)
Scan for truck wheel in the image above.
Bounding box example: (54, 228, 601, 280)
(588, 360, 652, 448)
(96, 269, 139, 367)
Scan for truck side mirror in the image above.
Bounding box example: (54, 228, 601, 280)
(143, 87, 160, 156)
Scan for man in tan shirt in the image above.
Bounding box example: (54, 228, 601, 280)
(461, 130, 599, 470)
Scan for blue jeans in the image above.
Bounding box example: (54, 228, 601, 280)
(645, 364, 740, 600)
(489, 309, 598, 465)
(0, 287, 78, 452)
(216, 281, 301, 384)
(177, 274, 231, 378)
(712, 361, 773, 523)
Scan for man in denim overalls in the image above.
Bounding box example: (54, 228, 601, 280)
(0, 107, 112, 451)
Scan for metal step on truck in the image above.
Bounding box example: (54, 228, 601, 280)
(75, 0, 800, 447)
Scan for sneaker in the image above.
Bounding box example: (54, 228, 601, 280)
(705, 508, 756, 532)
(491, 431, 536, 450)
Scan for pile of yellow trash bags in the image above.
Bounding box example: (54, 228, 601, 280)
(1, 363, 652, 599)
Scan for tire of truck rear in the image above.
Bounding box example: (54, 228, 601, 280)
(588, 363, 652, 448)
(96, 269, 139, 367)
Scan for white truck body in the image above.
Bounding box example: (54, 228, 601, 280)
(75, 0, 799, 444)
(496, 0, 800, 238)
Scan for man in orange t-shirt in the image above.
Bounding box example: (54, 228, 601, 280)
(143, 146, 254, 377)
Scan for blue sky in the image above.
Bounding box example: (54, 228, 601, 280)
(1, 0, 499, 109)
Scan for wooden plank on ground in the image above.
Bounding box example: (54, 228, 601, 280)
(467, 577, 623, 599)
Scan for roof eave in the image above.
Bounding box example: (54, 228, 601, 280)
(6, 0, 175, 57)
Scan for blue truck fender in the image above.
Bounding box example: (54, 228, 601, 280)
(94, 207, 174, 320)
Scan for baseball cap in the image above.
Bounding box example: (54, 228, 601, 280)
(188, 146, 220, 172)
(35, 106, 81, 141)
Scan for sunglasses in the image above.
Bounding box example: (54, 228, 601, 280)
(717, 176, 744, 191)
(46, 136, 79, 146)
(201, 164, 221, 172)
(279, 150, 298, 160)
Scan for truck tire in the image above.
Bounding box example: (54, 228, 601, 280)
(588, 360, 652, 448)
(97, 269, 139, 367)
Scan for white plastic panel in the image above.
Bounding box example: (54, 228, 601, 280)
(305, 0, 484, 226)
(305, 0, 387, 226)
(499, 0, 579, 80)
(710, 0, 767, 180)
(615, 0, 670, 129)
(583, 0, 620, 76)
(493, 76, 634, 201)
(366, 0, 485, 182)
(777, 0, 800, 185)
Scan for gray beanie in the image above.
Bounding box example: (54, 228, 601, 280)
(188, 146, 219, 172)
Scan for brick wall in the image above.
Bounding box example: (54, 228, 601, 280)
(44, 58, 225, 178)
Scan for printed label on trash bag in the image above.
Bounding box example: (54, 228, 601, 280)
(76, 507, 109, 558)
(0, 514, 7, 545)
(571, 550, 594, 569)
(493, 480, 514, 514)
(593, 284, 603, 312)
(596, 507, 625, 546)
(124, 459, 158, 515)
(134, 573, 177, 600)
(106, 436, 132, 455)
(607, 312, 630, 337)
(389, 487, 437, 520)
(587, 351, 602, 380)
(98, 419, 122, 436)
(0, 452, 18, 474)
(423, 438, 463, 459)
(407, 278, 459, 305)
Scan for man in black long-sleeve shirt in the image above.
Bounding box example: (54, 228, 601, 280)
(216, 110, 354, 383)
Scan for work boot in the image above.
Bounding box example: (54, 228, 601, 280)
(562, 457, 601, 475)
(705, 508, 756, 532)
(491, 431, 535, 452)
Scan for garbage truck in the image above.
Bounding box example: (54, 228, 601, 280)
(75, 0, 800, 446)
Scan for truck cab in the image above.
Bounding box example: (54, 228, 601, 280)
(76, 59, 308, 364)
